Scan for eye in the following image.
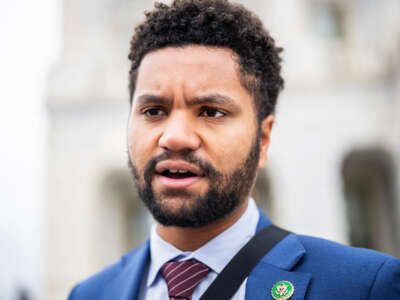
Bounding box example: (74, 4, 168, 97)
(199, 107, 226, 118)
(142, 107, 166, 118)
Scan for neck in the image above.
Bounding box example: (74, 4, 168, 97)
(156, 198, 249, 251)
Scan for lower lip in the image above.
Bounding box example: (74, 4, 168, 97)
(155, 175, 203, 189)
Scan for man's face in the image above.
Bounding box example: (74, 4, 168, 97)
(128, 45, 272, 227)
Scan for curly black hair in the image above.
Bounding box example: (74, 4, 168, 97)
(128, 0, 284, 122)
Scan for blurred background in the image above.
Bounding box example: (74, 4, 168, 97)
(1, 0, 399, 299)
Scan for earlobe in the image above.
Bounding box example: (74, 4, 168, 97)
(258, 115, 274, 168)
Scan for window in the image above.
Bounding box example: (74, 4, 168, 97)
(309, 1, 347, 39)
(100, 169, 150, 259)
(342, 148, 399, 256)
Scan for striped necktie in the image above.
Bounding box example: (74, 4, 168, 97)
(161, 259, 211, 300)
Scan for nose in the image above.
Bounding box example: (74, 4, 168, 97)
(158, 112, 201, 152)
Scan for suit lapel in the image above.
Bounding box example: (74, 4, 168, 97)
(102, 240, 150, 300)
(245, 212, 312, 300)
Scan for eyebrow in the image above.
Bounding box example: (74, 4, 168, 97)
(134, 95, 169, 107)
(189, 94, 239, 110)
(134, 93, 240, 110)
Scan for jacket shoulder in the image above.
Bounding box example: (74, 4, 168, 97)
(298, 234, 396, 265)
(67, 243, 149, 300)
(296, 234, 400, 298)
(67, 260, 123, 300)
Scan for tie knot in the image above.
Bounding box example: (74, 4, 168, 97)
(161, 259, 211, 300)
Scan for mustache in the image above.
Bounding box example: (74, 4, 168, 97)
(143, 151, 221, 184)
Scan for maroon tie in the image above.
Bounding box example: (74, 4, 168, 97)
(161, 259, 211, 300)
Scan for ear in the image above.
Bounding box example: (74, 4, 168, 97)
(258, 115, 274, 168)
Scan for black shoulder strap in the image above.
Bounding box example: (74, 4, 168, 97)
(199, 224, 291, 300)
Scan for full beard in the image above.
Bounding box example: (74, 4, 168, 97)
(128, 134, 261, 227)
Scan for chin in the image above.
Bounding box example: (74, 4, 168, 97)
(158, 195, 197, 213)
(150, 191, 240, 228)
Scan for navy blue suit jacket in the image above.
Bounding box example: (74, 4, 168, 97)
(68, 211, 400, 299)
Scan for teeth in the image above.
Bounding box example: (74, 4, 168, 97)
(167, 169, 189, 174)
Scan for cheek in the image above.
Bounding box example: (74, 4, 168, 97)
(128, 123, 152, 171)
(203, 121, 256, 172)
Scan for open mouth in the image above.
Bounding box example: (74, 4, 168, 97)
(160, 169, 198, 179)
(155, 161, 205, 188)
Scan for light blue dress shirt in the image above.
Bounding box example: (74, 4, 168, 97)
(138, 198, 260, 300)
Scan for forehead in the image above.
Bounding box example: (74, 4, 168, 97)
(134, 45, 250, 99)
(139, 45, 238, 70)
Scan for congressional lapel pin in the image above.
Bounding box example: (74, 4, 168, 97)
(271, 280, 294, 300)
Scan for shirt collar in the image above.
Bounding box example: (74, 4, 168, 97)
(147, 198, 260, 287)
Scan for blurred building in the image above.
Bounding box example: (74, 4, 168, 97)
(0, 1, 59, 299)
(45, 0, 400, 299)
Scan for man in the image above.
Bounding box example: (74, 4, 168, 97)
(68, 0, 400, 299)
